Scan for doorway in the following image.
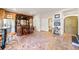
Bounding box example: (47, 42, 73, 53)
(64, 16, 78, 35)
(48, 18, 52, 32)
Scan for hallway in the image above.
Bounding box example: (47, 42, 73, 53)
(4, 32, 77, 50)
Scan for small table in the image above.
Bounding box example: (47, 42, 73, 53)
(0, 27, 10, 49)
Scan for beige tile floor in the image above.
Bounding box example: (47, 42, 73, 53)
(4, 32, 79, 50)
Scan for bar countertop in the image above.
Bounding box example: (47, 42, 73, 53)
(0, 27, 10, 30)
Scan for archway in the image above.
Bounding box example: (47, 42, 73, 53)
(64, 16, 78, 35)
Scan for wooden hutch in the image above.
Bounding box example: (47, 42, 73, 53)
(16, 14, 34, 36)
(0, 8, 34, 40)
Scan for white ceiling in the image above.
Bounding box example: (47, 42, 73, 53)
(4, 8, 64, 16)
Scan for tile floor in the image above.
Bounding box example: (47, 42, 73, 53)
(3, 32, 79, 50)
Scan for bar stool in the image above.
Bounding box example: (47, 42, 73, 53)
(7, 32, 16, 44)
(0, 33, 2, 42)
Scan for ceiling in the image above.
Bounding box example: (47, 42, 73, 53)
(4, 8, 64, 16)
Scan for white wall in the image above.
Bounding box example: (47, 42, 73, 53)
(33, 15, 49, 32)
(33, 14, 55, 32)
(40, 17, 48, 31)
(33, 15, 41, 31)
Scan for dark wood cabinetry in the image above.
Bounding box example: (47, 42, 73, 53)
(16, 14, 34, 36)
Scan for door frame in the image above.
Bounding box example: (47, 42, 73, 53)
(48, 18, 52, 32)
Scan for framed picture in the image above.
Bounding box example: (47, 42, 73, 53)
(54, 14, 60, 18)
(54, 22, 60, 26)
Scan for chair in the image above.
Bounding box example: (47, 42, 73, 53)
(7, 32, 16, 44)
